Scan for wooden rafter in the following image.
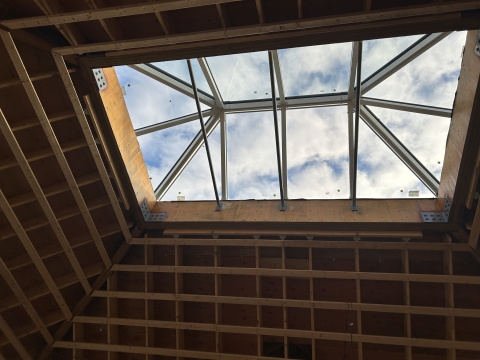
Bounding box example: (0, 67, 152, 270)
(0, 257, 53, 344)
(0, 189, 72, 319)
(0, 109, 93, 292)
(84, 0, 124, 40)
(1, 0, 243, 29)
(0, 30, 113, 268)
(255, 0, 264, 23)
(0, 313, 32, 360)
(52, 52, 132, 242)
(49, 1, 480, 55)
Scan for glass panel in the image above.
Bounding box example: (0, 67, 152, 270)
(162, 125, 221, 201)
(362, 34, 424, 80)
(357, 120, 433, 198)
(138, 121, 202, 190)
(287, 106, 349, 199)
(367, 31, 466, 108)
(279, 42, 352, 96)
(116, 65, 210, 129)
(369, 107, 448, 179)
(149, 59, 213, 96)
(227, 111, 279, 199)
(206, 51, 278, 101)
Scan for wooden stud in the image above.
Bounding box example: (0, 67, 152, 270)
(255, 246, 262, 357)
(0, 113, 92, 295)
(216, 4, 227, 28)
(108, 272, 119, 360)
(1, 31, 112, 270)
(355, 248, 363, 360)
(0, 68, 75, 90)
(145, 240, 155, 360)
(73, 323, 85, 360)
(255, 0, 264, 24)
(0, 257, 53, 343)
(134, 238, 469, 251)
(110, 264, 480, 285)
(402, 249, 412, 360)
(297, 0, 302, 19)
(444, 235, 456, 360)
(281, 246, 288, 358)
(0, 313, 33, 360)
(175, 244, 184, 359)
(0, 189, 72, 319)
(214, 245, 223, 353)
(468, 198, 480, 249)
(2, 0, 243, 29)
(52, 52, 132, 242)
(84, 95, 130, 210)
(308, 246, 315, 359)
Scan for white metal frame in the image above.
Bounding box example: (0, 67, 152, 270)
(130, 33, 452, 201)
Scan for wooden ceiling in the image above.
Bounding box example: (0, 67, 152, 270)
(0, 0, 480, 359)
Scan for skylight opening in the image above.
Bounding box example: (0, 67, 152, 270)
(113, 31, 466, 202)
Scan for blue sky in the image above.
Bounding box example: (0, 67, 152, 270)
(114, 31, 466, 201)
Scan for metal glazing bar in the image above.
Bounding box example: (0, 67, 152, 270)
(187, 59, 222, 211)
(361, 32, 451, 94)
(281, 107, 288, 199)
(361, 97, 452, 118)
(351, 41, 363, 211)
(155, 114, 220, 200)
(271, 50, 285, 105)
(220, 112, 228, 200)
(197, 58, 224, 108)
(348, 102, 355, 198)
(268, 50, 287, 211)
(360, 105, 439, 194)
(129, 63, 219, 109)
(135, 108, 218, 136)
(348, 41, 360, 100)
(223, 93, 347, 112)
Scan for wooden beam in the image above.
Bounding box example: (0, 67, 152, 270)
(255, 0, 264, 24)
(107, 271, 118, 360)
(297, 0, 302, 19)
(175, 244, 184, 360)
(402, 249, 412, 360)
(0, 68, 75, 89)
(50, 2, 480, 55)
(163, 229, 423, 238)
(110, 264, 480, 284)
(0, 189, 72, 319)
(444, 235, 456, 360)
(85, 0, 124, 41)
(2, 0, 243, 29)
(52, 53, 132, 243)
(216, 4, 227, 28)
(0, 257, 53, 343)
(1, 31, 112, 269)
(355, 248, 363, 360)
(9, 109, 75, 132)
(91, 291, 480, 318)
(0, 114, 104, 285)
(84, 95, 130, 210)
(133, 238, 470, 251)
(0, 313, 32, 360)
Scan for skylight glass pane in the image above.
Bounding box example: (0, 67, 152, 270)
(367, 31, 466, 108)
(362, 34, 424, 80)
(287, 106, 349, 199)
(357, 120, 433, 198)
(149, 59, 213, 96)
(370, 107, 448, 179)
(162, 125, 221, 201)
(279, 43, 351, 96)
(115, 65, 209, 129)
(138, 121, 201, 188)
(206, 51, 278, 101)
(227, 111, 280, 199)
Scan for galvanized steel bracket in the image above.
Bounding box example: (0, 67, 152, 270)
(140, 199, 167, 222)
(420, 195, 451, 223)
(93, 68, 108, 91)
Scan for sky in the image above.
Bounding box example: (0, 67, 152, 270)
(114, 31, 466, 201)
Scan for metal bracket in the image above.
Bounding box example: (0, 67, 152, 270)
(140, 199, 167, 222)
(420, 195, 451, 223)
(93, 68, 108, 91)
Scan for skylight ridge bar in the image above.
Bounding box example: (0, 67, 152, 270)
(134, 108, 218, 136)
(154, 114, 220, 200)
(197, 58, 224, 108)
(348, 41, 360, 100)
(268, 50, 287, 211)
(361, 32, 451, 95)
(351, 41, 363, 211)
(129, 64, 218, 109)
(359, 105, 439, 194)
(187, 59, 222, 210)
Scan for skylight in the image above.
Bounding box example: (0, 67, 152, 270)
(114, 31, 466, 203)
